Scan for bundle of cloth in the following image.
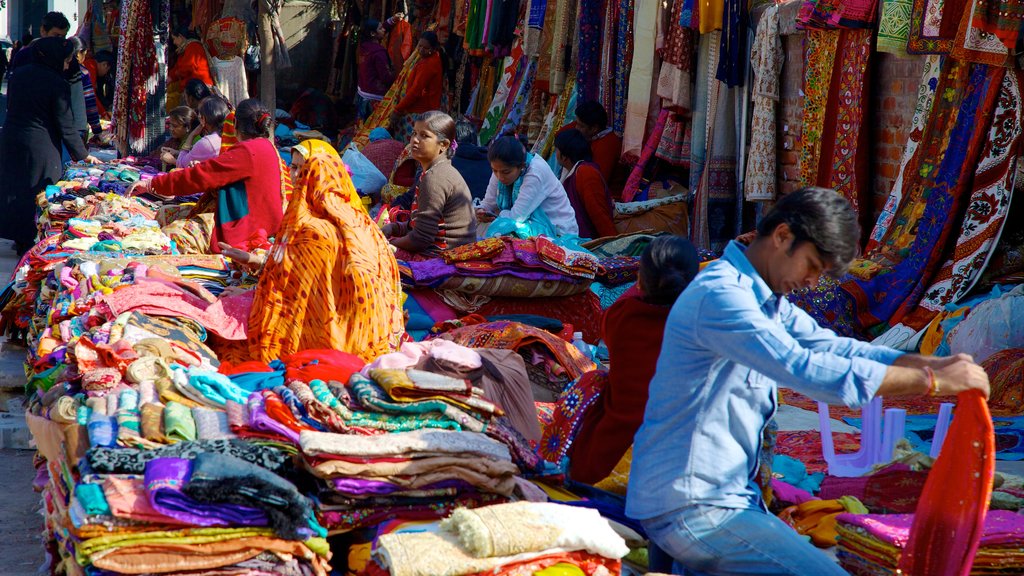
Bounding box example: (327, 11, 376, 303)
(368, 501, 630, 576)
(835, 511, 1024, 575)
(57, 440, 331, 575)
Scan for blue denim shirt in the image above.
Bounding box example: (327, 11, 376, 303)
(626, 241, 904, 519)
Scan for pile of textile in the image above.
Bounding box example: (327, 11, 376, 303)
(292, 340, 545, 534)
(399, 235, 640, 343)
(835, 511, 1024, 575)
(369, 501, 629, 575)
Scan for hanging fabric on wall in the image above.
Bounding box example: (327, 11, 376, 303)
(907, 0, 968, 53)
(499, 60, 539, 137)
(817, 29, 873, 215)
(212, 57, 250, 107)
(480, 52, 523, 143)
(533, 76, 577, 159)
(524, 0, 548, 56)
(548, 0, 576, 93)
(791, 61, 1005, 339)
(716, 0, 748, 86)
(658, 0, 694, 111)
(698, 0, 725, 32)
(621, 0, 658, 160)
(952, 0, 1017, 66)
(868, 55, 942, 251)
(112, 0, 159, 154)
(622, 110, 670, 202)
(599, 0, 619, 117)
(877, 0, 914, 54)
(576, 0, 604, 103)
(612, 0, 635, 133)
(886, 70, 1023, 336)
(798, 29, 840, 187)
(744, 3, 783, 202)
(488, 0, 522, 56)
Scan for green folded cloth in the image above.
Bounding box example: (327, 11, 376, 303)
(75, 483, 111, 516)
(164, 401, 197, 442)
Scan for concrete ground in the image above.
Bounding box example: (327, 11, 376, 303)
(0, 77, 47, 573)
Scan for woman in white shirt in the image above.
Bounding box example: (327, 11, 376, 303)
(476, 135, 579, 238)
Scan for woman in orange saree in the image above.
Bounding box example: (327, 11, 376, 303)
(221, 152, 405, 364)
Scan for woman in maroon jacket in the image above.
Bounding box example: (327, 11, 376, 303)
(128, 99, 288, 253)
(356, 18, 395, 120)
(568, 236, 700, 483)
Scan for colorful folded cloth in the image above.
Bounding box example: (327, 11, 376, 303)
(164, 401, 197, 442)
(145, 457, 269, 527)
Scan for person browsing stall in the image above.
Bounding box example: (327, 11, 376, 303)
(554, 128, 616, 239)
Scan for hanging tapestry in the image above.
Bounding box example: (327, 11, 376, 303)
(817, 29, 873, 215)
(622, 0, 658, 160)
(952, 0, 1017, 66)
(112, 0, 159, 153)
(524, 0, 549, 56)
(798, 29, 840, 188)
(907, 0, 968, 53)
(744, 3, 784, 202)
(599, 0, 619, 116)
(613, 0, 636, 134)
(548, 0, 575, 94)
(716, 0, 748, 87)
(884, 70, 1023, 336)
(576, 0, 604, 103)
(868, 55, 942, 251)
(689, 32, 719, 249)
(791, 61, 1006, 338)
(877, 0, 914, 54)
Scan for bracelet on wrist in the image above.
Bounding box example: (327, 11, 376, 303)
(923, 366, 939, 397)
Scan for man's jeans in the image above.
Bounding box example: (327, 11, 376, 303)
(641, 505, 849, 576)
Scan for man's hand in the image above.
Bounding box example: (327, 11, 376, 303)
(83, 155, 102, 165)
(127, 180, 152, 196)
(933, 356, 990, 399)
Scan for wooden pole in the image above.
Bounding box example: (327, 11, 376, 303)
(258, 0, 277, 114)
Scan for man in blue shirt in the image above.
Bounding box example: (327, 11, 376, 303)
(626, 187, 991, 575)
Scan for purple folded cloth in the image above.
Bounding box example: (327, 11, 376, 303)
(330, 477, 472, 496)
(145, 457, 269, 527)
(835, 510, 1024, 548)
(407, 259, 577, 287)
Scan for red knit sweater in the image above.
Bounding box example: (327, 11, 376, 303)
(151, 138, 284, 252)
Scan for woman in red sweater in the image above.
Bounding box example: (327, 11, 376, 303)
(554, 129, 617, 239)
(128, 99, 288, 253)
(568, 236, 700, 484)
(389, 31, 444, 142)
(167, 27, 214, 110)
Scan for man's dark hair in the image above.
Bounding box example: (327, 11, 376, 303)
(575, 101, 609, 130)
(41, 12, 71, 33)
(755, 187, 861, 276)
(553, 129, 593, 164)
(94, 50, 115, 65)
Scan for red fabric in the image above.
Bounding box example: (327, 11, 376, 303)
(568, 294, 670, 483)
(897, 390, 995, 576)
(474, 291, 603, 343)
(168, 41, 214, 86)
(387, 19, 414, 71)
(281, 349, 366, 384)
(218, 361, 275, 375)
(395, 52, 444, 115)
(151, 138, 284, 252)
(361, 139, 406, 178)
(572, 163, 617, 238)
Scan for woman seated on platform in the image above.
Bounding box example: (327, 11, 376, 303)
(477, 135, 579, 238)
(217, 152, 405, 364)
(568, 235, 700, 484)
(554, 129, 617, 239)
(164, 96, 230, 168)
(382, 110, 478, 258)
(129, 98, 288, 253)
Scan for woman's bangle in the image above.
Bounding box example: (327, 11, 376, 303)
(923, 366, 939, 397)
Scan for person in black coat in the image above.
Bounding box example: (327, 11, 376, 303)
(0, 37, 99, 255)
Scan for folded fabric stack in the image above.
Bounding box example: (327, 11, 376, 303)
(54, 440, 331, 575)
(368, 501, 629, 576)
(835, 511, 1024, 575)
(400, 236, 600, 300)
(439, 320, 596, 403)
